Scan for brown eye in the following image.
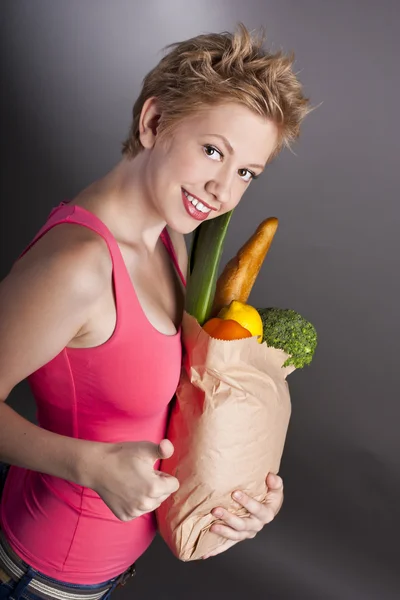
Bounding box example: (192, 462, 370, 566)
(203, 145, 222, 160)
(238, 168, 254, 182)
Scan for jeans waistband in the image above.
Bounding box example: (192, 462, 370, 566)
(0, 529, 137, 600)
(0, 464, 136, 600)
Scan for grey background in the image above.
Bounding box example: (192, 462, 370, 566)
(0, 1, 399, 599)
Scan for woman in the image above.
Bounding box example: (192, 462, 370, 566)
(0, 24, 310, 600)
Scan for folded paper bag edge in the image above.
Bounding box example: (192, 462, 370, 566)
(182, 311, 296, 379)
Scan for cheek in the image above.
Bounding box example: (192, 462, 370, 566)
(161, 148, 203, 186)
(207, 191, 245, 221)
(180, 154, 210, 183)
(229, 183, 248, 209)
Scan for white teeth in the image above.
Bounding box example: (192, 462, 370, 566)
(184, 190, 211, 213)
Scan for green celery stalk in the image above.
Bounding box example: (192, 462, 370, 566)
(186, 210, 234, 325)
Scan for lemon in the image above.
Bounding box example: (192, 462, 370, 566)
(218, 300, 263, 343)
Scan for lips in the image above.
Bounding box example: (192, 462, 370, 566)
(183, 189, 217, 212)
(182, 188, 216, 222)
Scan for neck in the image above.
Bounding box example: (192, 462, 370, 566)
(72, 154, 167, 253)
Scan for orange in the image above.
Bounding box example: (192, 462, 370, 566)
(203, 318, 252, 341)
(218, 300, 263, 344)
(202, 318, 222, 336)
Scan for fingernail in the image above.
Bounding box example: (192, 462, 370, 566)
(233, 491, 242, 500)
(213, 508, 223, 517)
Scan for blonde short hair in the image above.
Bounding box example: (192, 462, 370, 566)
(122, 24, 311, 160)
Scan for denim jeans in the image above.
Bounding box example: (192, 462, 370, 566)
(0, 462, 132, 600)
(0, 568, 121, 600)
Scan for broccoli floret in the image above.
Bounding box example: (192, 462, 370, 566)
(257, 307, 317, 369)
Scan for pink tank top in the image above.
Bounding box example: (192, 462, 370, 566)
(0, 202, 186, 584)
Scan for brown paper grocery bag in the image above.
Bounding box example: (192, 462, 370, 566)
(156, 311, 295, 561)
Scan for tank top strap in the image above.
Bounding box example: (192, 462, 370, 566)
(18, 203, 186, 319)
(19, 202, 128, 274)
(160, 228, 186, 287)
(18, 201, 134, 321)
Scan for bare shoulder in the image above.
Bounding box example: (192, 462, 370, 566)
(0, 224, 112, 399)
(166, 226, 188, 281)
(10, 223, 112, 290)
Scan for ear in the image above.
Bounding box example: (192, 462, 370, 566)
(138, 97, 162, 150)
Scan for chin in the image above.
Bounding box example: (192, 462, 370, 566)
(165, 213, 207, 235)
(167, 220, 201, 235)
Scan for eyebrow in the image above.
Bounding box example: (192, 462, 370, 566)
(205, 133, 265, 171)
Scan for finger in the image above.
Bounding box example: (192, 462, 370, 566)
(155, 484, 179, 505)
(266, 493, 284, 519)
(212, 508, 258, 533)
(231, 491, 265, 519)
(265, 476, 284, 515)
(210, 522, 253, 542)
(232, 491, 277, 524)
(141, 439, 174, 467)
(266, 473, 284, 491)
(157, 439, 174, 460)
(154, 473, 180, 496)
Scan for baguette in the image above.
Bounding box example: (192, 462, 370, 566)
(211, 217, 279, 316)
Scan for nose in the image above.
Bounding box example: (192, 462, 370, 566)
(205, 168, 233, 207)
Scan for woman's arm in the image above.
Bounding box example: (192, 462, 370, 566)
(0, 224, 111, 487)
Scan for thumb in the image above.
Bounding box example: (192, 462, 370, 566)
(157, 438, 174, 460)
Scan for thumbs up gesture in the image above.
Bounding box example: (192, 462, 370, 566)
(87, 439, 180, 521)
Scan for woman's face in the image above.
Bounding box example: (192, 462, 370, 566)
(142, 101, 279, 234)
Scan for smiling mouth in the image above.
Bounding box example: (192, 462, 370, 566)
(182, 189, 217, 213)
